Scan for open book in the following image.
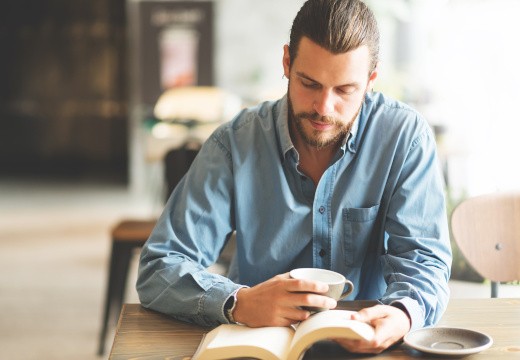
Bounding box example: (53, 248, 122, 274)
(191, 310, 375, 360)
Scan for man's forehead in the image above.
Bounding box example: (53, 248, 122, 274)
(293, 36, 369, 56)
(291, 37, 372, 84)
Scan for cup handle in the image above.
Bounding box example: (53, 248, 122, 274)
(339, 279, 354, 300)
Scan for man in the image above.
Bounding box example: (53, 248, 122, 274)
(137, 0, 451, 354)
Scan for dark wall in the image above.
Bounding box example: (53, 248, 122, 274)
(0, 0, 128, 182)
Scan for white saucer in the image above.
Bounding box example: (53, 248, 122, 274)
(404, 327, 493, 356)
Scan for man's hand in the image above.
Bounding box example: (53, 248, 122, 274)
(333, 304, 411, 354)
(232, 273, 337, 327)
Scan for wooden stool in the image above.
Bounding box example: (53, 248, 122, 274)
(97, 219, 156, 355)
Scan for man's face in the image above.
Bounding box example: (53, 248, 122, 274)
(283, 37, 377, 149)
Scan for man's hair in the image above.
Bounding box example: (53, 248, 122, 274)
(288, 0, 380, 72)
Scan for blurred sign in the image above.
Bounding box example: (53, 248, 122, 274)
(129, 0, 214, 106)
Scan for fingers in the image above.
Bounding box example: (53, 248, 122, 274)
(284, 277, 337, 310)
(335, 305, 411, 354)
(278, 274, 337, 309)
(336, 334, 400, 354)
(249, 306, 311, 327)
(292, 291, 337, 310)
(285, 277, 329, 294)
(233, 274, 337, 327)
(351, 304, 388, 322)
(333, 338, 390, 354)
(276, 307, 313, 326)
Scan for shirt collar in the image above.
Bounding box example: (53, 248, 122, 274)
(345, 106, 360, 153)
(276, 95, 294, 163)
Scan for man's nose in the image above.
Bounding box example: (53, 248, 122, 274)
(313, 90, 335, 116)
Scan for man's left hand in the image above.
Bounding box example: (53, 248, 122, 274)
(333, 304, 411, 354)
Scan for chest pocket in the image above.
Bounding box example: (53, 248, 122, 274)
(342, 204, 380, 268)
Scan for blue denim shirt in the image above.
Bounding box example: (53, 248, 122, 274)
(137, 92, 451, 330)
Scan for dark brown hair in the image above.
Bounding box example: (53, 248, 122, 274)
(289, 0, 380, 72)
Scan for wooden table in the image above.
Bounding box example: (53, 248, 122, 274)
(109, 298, 520, 359)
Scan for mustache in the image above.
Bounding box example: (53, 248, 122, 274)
(295, 111, 340, 125)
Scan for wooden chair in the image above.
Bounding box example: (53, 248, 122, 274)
(451, 192, 520, 297)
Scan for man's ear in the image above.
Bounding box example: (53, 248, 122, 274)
(282, 44, 291, 78)
(367, 63, 379, 91)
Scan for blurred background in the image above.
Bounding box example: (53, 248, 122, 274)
(1, 0, 519, 359)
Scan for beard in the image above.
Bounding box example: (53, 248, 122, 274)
(287, 87, 363, 150)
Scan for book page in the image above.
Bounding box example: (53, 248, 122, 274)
(286, 310, 375, 360)
(194, 324, 294, 360)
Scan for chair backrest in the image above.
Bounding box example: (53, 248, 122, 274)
(164, 142, 200, 203)
(451, 192, 520, 283)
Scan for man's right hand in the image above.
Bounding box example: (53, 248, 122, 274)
(231, 272, 337, 327)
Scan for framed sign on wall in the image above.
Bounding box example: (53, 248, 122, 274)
(129, 0, 214, 107)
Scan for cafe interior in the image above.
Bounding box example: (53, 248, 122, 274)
(0, 0, 519, 359)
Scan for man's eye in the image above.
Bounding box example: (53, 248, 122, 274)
(337, 87, 356, 96)
(301, 80, 319, 89)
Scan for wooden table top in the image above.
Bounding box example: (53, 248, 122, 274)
(109, 298, 520, 359)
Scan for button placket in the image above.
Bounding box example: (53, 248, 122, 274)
(312, 166, 335, 269)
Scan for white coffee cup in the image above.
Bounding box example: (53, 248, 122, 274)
(289, 268, 354, 311)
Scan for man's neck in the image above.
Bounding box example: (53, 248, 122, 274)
(291, 124, 341, 186)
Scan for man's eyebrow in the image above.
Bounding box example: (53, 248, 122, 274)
(295, 71, 360, 88)
(296, 71, 318, 83)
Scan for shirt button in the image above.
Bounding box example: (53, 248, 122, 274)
(319, 206, 325, 214)
(319, 249, 326, 257)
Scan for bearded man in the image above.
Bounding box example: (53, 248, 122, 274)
(137, 0, 451, 353)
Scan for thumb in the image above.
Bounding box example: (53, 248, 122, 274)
(351, 311, 365, 322)
(352, 305, 386, 323)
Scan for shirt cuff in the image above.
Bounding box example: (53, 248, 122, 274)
(222, 285, 249, 324)
(200, 283, 249, 325)
(390, 297, 424, 331)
